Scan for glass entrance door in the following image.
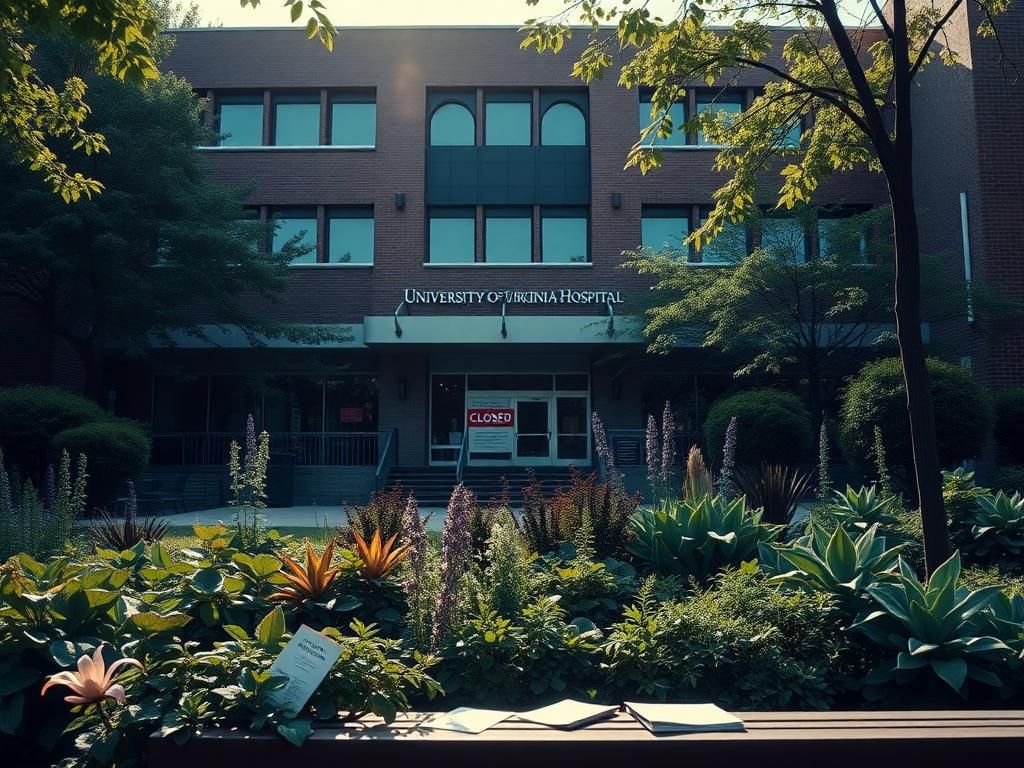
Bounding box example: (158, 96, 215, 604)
(515, 398, 552, 466)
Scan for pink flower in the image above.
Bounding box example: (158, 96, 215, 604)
(41, 645, 143, 706)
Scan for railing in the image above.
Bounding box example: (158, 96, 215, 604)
(375, 428, 398, 491)
(455, 429, 469, 484)
(151, 432, 388, 467)
(606, 429, 702, 467)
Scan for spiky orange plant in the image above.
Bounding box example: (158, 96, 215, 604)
(352, 529, 410, 579)
(270, 541, 339, 602)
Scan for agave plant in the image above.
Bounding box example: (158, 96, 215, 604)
(732, 463, 814, 526)
(271, 541, 340, 603)
(760, 523, 904, 603)
(850, 552, 1011, 697)
(829, 485, 898, 531)
(352, 529, 411, 579)
(628, 495, 784, 582)
(967, 491, 1024, 561)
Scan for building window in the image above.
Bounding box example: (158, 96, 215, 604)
(327, 207, 373, 264)
(485, 98, 531, 146)
(430, 103, 475, 146)
(698, 212, 748, 264)
(761, 217, 807, 263)
(330, 94, 376, 147)
(541, 102, 586, 146)
(217, 96, 264, 147)
(271, 208, 318, 264)
(325, 376, 379, 432)
(485, 207, 532, 263)
(541, 207, 589, 263)
(696, 94, 744, 146)
(428, 207, 476, 263)
(639, 95, 686, 147)
(642, 207, 689, 257)
(818, 214, 870, 263)
(273, 95, 320, 146)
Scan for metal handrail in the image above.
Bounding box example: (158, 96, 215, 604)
(455, 428, 469, 484)
(375, 428, 398, 491)
(151, 431, 387, 467)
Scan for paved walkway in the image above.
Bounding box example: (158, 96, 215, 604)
(162, 505, 449, 532)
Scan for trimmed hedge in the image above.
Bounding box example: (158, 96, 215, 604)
(994, 389, 1024, 464)
(52, 422, 151, 507)
(838, 357, 992, 474)
(704, 389, 812, 467)
(0, 386, 110, 474)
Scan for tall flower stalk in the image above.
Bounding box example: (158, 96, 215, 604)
(661, 401, 677, 493)
(719, 416, 738, 500)
(229, 414, 270, 547)
(645, 413, 661, 502)
(817, 421, 832, 502)
(402, 494, 430, 648)
(592, 411, 622, 490)
(431, 483, 473, 651)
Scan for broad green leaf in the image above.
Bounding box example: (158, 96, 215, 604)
(930, 657, 967, 692)
(255, 607, 286, 645)
(130, 611, 192, 634)
(190, 569, 225, 595)
(0, 668, 40, 696)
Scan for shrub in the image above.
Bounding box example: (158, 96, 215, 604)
(732, 463, 814, 527)
(91, 481, 169, 550)
(959, 491, 1024, 569)
(838, 357, 992, 474)
(0, 385, 110, 477)
(52, 421, 150, 507)
(628, 495, 784, 582)
(994, 465, 1024, 496)
(994, 388, 1024, 464)
(705, 389, 812, 467)
(481, 510, 534, 617)
(342, 485, 407, 543)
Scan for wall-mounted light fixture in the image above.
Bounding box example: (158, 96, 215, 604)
(398, 377, 408, 400)
(394, 192, 406, 210)
(611, 192, 622, 209)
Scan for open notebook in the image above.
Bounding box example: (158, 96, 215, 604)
(623, 702, 745, 734)
(515, 699, 620, 730)
(420, 708, 513, 734)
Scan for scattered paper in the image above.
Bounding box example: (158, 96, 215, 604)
(421, 707, 514, 734)
(515, 699, 619, 729)
(267, 625, 342, 716)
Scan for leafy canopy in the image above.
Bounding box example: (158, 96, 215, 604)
(0, 0, 335, 200)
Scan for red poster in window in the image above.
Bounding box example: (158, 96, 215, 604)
(467, 408, 515, 428)
(339, 407, 364, 424)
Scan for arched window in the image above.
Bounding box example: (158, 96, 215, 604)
(541, 103, 586, 146)
(430, 103, 475, 146)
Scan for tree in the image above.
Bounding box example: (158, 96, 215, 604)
(0, 0, 335, 200)
(626, 206, 895, 430)
(523, 0, 1013, 575)
(0, 37, 334, 399)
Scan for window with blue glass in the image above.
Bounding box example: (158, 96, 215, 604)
(217, 96, 264, 147)
(429, 208, 476, 263)
(430, 103, 475, 146)
(541, 102, 586, 146)
(485, 98, 531, 146)
(642, 207, 689, 257)
(698, 210, 748, 264)
(696, 94, 744, 146)
(327, 208, 374, 264)
(271, 208, 318, 264)
(331, 95, 376, 147)
(639, 95, 686, 147)
(541, 208, 589, 263)
(273, 95, 320, 146)
(485, 208, 532, 262)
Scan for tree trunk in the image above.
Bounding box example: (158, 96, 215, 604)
(887, 164, 951, 576)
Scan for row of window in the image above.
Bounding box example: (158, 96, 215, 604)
(256, 205, 870, 266)
(210, 87, 795, 150)
(640, 206, 871, 263)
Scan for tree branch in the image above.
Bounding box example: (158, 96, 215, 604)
(867, 0, 897, 40)
(908, 0, 966, 79)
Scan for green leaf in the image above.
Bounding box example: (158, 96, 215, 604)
(223, 624, 250, 642)
(825, 525, 857, 583)
(290, 1, 304, 22)
(276, 719, 312, 746)
(0, 668, 40, 697)
(255, 607, 286, 645)
(930, 657, 968, 692)
(0, 692, 24, 735)
(190, 569, 225, 595)
(130, 612, 193, 634)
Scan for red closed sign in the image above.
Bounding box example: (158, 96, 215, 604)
(467, 408, 515, 428)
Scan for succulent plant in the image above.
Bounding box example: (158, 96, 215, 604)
(352, 529, 410, 580)
(628, 494, 783, 582)
(829, 484, 898, 530)
(968, 491, 1024, 561)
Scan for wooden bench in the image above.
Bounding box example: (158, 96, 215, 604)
(149, 710, 1024, 767)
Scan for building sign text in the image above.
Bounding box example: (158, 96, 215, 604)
(404, 289, 624, 306)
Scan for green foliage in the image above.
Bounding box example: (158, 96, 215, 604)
(536, 534, 636, 628)
(0, 386, 109, 476)
(825, 485, 899, 532)
(0, 448, 86, 561)
(228, 424, 270, 550)
(603, 570, 849, 709)
(343, 485, 407, 544)
(520, 471, 638, 559)
(52, 421, 150, 506)
(960, 492, 1024, 568)
(994, 388, 1024, 464)
(628, 495, 783, 581)
(839, 358, 993, 474)
(943, 467, 988, 525)
(481, 511, 535, 618)
(850, 553, 1012, 699)
(705, 389, 812, 466)
(761, 523, 904, 606)
(995, 465, 1024, 496)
